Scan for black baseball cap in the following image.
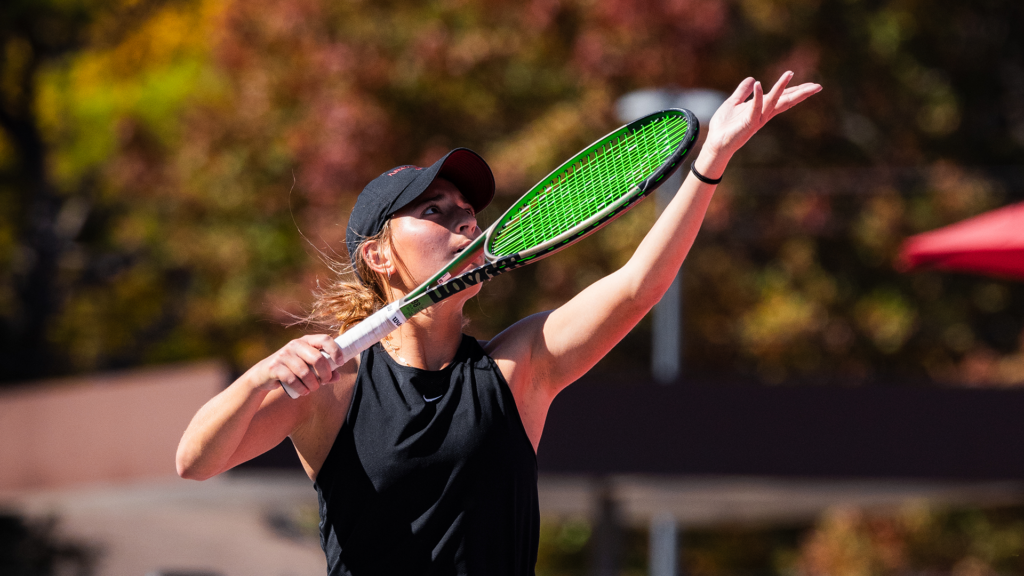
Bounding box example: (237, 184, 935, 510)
(346, 148, 494, 265)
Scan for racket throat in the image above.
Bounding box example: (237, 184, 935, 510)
(425, 257, 522, 303)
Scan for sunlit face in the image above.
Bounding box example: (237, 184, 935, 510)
(386, 178, 483, 298)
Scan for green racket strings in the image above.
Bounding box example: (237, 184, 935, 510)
(489, 112, 690, 257)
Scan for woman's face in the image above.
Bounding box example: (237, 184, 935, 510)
(386, 178, 483, 296)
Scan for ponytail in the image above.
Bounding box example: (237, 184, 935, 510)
(301, 220, 395, 336)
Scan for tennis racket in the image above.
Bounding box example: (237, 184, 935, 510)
(282, 108, 698, 398)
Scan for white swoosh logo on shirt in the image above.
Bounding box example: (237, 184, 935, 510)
(423, 394, 443, 403)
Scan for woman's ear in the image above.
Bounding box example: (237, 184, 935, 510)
(360, 239, 394, 278)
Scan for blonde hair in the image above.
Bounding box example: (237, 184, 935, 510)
(302, 220, 395, 335)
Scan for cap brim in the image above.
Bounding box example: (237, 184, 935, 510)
(434, 149, 495, 213)
(388, 148, 495, 218)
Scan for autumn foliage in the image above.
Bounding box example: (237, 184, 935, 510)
(1, 0, 1022, 385)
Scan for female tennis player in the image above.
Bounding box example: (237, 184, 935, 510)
(177, 72, 820, 574)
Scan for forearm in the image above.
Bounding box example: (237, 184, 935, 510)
(175, 334, 341, 479)
(176, 371, 273, 480)
(619, 146, 731, 300)
(527, 147, 730, 388)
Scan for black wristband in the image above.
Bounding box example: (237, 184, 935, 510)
(690, 162, 723, 185)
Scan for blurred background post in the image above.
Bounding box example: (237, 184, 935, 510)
(616, 87, 727, 385)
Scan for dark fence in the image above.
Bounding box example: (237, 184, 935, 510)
(240, 376, 1024, 480)
(539, 376, 1024, 480)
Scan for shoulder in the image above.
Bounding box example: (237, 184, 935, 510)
(482, 311, 553, 392)
(484, 311, 552, 359)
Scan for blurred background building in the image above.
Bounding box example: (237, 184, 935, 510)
(2, 0, 1024, 574)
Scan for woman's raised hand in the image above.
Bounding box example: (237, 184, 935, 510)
(251, 334, 344, 396)
(704, 72, 822, 159)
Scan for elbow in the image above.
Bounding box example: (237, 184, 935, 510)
(177, 461, 215, 481)
(620, 272, 667, 315)
(175, 446, 216, 481)
(175, 457, 202, 481)
(176, 461, 199, 481)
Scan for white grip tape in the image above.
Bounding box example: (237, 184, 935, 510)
(334, 302, 407, 364)
(280, 302, 407, 399)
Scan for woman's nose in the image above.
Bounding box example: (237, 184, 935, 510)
(457, 212, 479, 235)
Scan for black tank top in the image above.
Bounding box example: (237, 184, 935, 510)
(314, 334, 540, 575)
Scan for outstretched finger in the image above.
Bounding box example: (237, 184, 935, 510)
(773, 83, 823, 115)
(749, 81, 764, 123)
(726, 77, 756, 105)
(763, 71, 793, 117)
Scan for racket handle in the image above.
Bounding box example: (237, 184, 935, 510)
(334, 301, 407, 362)
(279, 302, 407, 399)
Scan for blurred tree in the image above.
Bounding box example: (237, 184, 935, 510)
(533, 505, 1024, 576)
(791, 505, 1024, 576)
(0, 0, 190, 381)
(676, 0, 1024, 385)
(683, 522, 806, 576)
(536, 517, 591, 576)
(2, 0, 1023, 386)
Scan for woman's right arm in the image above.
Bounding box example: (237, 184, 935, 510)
(175, 334, 344, 480)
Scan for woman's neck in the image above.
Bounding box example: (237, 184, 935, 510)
(383, 304, 465, 371)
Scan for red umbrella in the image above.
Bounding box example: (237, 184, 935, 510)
(898, 201, 1024, 280)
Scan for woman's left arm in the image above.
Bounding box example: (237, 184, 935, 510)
(491, 72, 821, 400)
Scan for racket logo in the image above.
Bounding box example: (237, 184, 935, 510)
(425, 259, 523, 303)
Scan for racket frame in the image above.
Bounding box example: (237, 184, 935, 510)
(399, 107, 698, 321)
